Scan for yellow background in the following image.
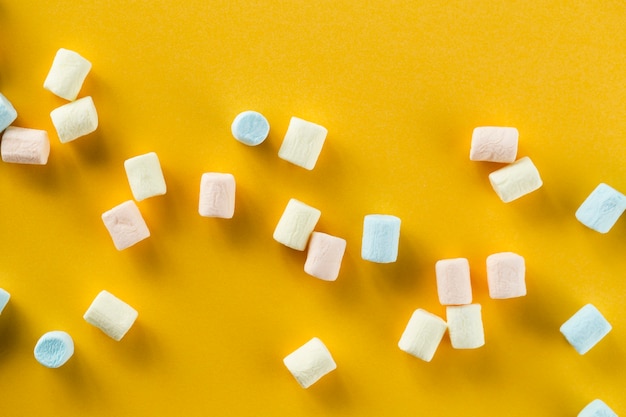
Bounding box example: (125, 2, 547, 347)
(0, 1, 624, 415)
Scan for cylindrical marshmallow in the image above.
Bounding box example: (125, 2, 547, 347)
(361, 214, 401, 263)
(83, 290, 138, 341)
(488, 156, 543, 203)
(278, 117, 328, 170)
(101, 200, 151, 250)
(273, 199, 321, 251)
(1, 126, 50, 165)
(0, 93, 17, 132)
(560, 304, 612, 355)
(304, 232, 347, 281)
(398, 309, 448, 362)
(124, 152, 167, 201)
(283, 337, 336, 388)
(50, 96, 98, 143)
(435, 258, 472, 305)
(34, 331, 74, 368)
(231, 111, 270, 146)
(578, 399, 617, 417)
(446, 304, 485, 349)
(575, 183, 626, 234)
(43, 48, 92, 101)
(0, 288, 10, 314)
(198, 173, 236, 218)
(469, 127, 519, 163)
(486, 252, 526, 299)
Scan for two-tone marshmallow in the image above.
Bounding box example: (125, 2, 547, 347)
(34, 331, 74, 368)
(560, 304, 612, 355)
(50, 96, 98, 143)
(124, 152, 167, 201)
(101, 200, 150, 250)
(489, 156, 543, 202)
(447, 304, 485, 349)
(304, 232, 346, 281)
(198, 173, 236, 219)
(435, 258, 472, 305)
(1, 126, 50, 165)
(273, 199, 321, 250)
(470, 127, 519, 163)
(575, 183, 626, 233)
(278, 117, 327, 170)
(83, 290, 138, 341)
(43, 48, 92, 101)
(398, 309, 448, 362)
(283, 337, 336, 388)
(361, 214, 401, 263)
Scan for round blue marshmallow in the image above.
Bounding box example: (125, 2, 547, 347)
(578, 399, 617, 417)
(34, 331, 75, 368)
(231, 111, 270, 146)
(361, 214, 401, 263)
(0, 289, 10, 314)
(0, 93, 18, 133)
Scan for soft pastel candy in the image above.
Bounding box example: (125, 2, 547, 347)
(0, 93, 17, 132)
(198, 173, 236, 219)
(231, 111, 270, 146)
(1, 126, 50, 165)
(489, 156, 543, 202)
(124, 152, 167, 201)
(34, 331, 74, 368)
(361, 214, 401, 263)
(578, 399, 617, 417)
(435, 258, 472, 305)
(560, 304, 612, 355)
(398, 308, 448, 362)
(43, 48, 92, 101)
(83, 290, 138, 341)
(283, 337, 336, 388)
(101, 200, 150, 250)
(486, 252, 526, 299)
(278, 117, 327, 170)
(470, 126, 519, 163)
(304, 232, 346, 281)
(50, 96, 98, 143)
(273, 199, 320, 250)
(575, 183, 626, 233)
(447, 304, 485, 349)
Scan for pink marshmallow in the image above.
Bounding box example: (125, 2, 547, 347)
(101, 200, 150, 250)
(304, 232, 347, 281)
(435, 258, 472, 305)
(469, 127, 518, 163)
(198, 173, 235, 219)
(486, 252, 526, 299)
(1, 126, 50, 165)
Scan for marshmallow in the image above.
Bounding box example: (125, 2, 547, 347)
(43, 48, 92, 101)
(278, 117, 327, 170)
(1, 126, 50, 165)
(435, 258, 472, 305)
(231, 111, 270, 146)
(198, 173, 236, 218)
(578, 399, 617, 417)
(84, 290, 138, 341)
(34, 331, 74, 368)
(398, 309, 448, 362)
(469, 127, 519, 163)
(283, 337, 336, 388)
(101, 200, 150, 250)
(489, 156, 543, 203)
(361, 214, 401, 263)
(560, 304, 612, 355)
(0, 289, 10, 314)
(0, 93, 17, 132)
(304, 232, 347, 281)
(486, 252, 526, 299)
(273, 199, 321, 251)
(447, 304, 485, 349)
(575, 183, 626, 233)
(50, 96, 98, 143)
(124, 152, 167, 201)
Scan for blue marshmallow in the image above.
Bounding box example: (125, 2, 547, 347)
(34, 330, 74, 368)
(0, 289, 10, 314)
(231, 110, 270, 146)
(0, 93, 17, 132)
(578, 399, 617, 417)
(575, 183, 626, 233)
(361, 214, 401, 263)
(560, 304, 612, 355)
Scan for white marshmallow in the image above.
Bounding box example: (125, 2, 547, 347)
(50, 96, 98, 143)
(43, 48, 92, 101)
(198, 173, 236, 218)
(470, 127, 519, 163)
(278, 117, 327, 170)
(304, 232, 347, 281)
(1, 126, 50, 165)
(446, 304, 485, 349)
(124, 152, 167, 201)
(83, 290, 138, 341)
(489, 156, 543, 202)
(398, 309, 448, 362)
(273, 199, 321, 251)
(101, 200, 150, 250)
(283, 337, 336, 388)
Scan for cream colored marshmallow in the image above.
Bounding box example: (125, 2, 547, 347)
(283, 337, 336, 388)
(489, 156, 543, 202)
(273, 199, 321, 250)
(398, 309, 448, 362)
(50, 96, 98, 143)
(83, 290, 138, 341)
(447, 304, 485, 349)
(278, 117, 327, 170)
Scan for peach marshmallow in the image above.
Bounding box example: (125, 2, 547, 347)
(435, 258, 472, 305)
(1, 126, 50, 165)
(304, 232, 347, 281)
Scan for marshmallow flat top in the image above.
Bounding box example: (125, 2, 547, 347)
(231, 111, 270, 146)
(0, 288, 10, 314)
(486, 252, 526, 299)
(43, 48, 92, 101)
(83, 290, 138, 341)
(283, 337, 337, 388)
(578, 399, 617, 417)
(435, 258, 472, 305)
(273, 198, 321, 251)
(278, 117, 328, 170)
(198, 173, 236, 218)
(0, 93, 18, 132)
(124, 152, 167, 201)
(446, 304, 485, 349)
(101, 200, 150, 250)
(34, 331, 74, 368)
(398, 309, 448, 362)
(304, 232, 347, 281)
(361, 214, 401, 263)
(470, 127, 519, 163)
(1, 126, 50, 165)
(50, 96, 98, 143)
(560, 304, 612, 355)
(575, 183, 626, 233)
(488, 156, 543, 203)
